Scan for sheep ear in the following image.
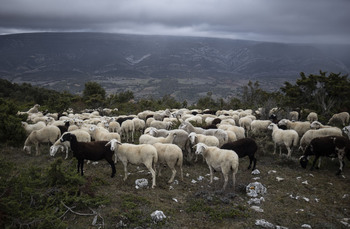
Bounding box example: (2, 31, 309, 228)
(105, 141, 111, 146)
(192, 144, 197, 149)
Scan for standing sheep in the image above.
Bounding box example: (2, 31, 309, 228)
(153, 143, 184, 183)
(299, 136, 350, 175)
(194, 143, 239, 191)
(221, 138, 258, 171)
(278, 119, 310, 137)
(268, 123, 299, 157)
(106, 139, 158, 188)
(299, 127, 343, 152)
(306, 112, 318, 122)
(60, 133, 116, 178)
(121, 119, 135, 142)
(23, 125, 61, 156)
(328, 112, 350, 126)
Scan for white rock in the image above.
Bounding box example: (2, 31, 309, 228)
(151, 210, 166, 222)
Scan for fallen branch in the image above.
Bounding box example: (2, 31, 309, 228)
(60, 201, 104, 227)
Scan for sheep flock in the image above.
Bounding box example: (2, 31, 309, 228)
(19, 104, 350, 191)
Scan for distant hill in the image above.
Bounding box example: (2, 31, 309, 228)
(0, 32, 349, 102)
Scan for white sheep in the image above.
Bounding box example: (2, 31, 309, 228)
(239, 116, 253, 136)
(89, 125, 121, 142)
(133, 118, 146, 135)
(188, 132, 219, 147)
(267, 123, 299, 157)
(289, 111, 299, 121)
(105, 139, 158, 188)
(250, 120, 272, 136)
(194, 143, 239, 191)
(139, 132, 177, 145)
(146, 128, 191, 159)
(218, 124, 245, 140)
(50, 129, 91, 159)
(278, 119, 310, 137)
(153, 109, 171, 121)
(108, 120, 121, 134)
(153, 143, 183, 183)
(328, 112, 350, 126)
(23, 125, 61, 155)
(120, 119, 135, 142)
(306, 112, 318, 122)
(27, 104, 40, 113)
(310, 121, 332, 129)
(21, 121, 46, 135)
(342, 125, 350, 139)
(299, 127, 343, 152)
(150, 120, 172, 130)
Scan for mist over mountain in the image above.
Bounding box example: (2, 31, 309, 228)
(0, 32, 349, 102)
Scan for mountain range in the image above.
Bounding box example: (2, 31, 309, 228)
(0, 32, 349, 103)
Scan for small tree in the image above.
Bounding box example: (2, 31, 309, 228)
(83, 82, 106, 108)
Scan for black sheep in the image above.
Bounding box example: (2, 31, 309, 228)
(220, 138, 258, 171)
(299, 136, 350, 175)
(57, 121, 70, 135)
(60, 133, 116, 177)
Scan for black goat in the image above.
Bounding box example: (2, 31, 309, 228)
(60, 133, 116, 177)
(299, 136, 350, 175)
(220, 138, 258, 171)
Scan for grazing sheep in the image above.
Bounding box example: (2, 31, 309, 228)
(50, 129, 91, 159)
(299, 127, 343, 152)
(278, 119, 311, 137)
(299, 136, 350, 175)
(139, 132, 177, 145)
(221, 138, 258, 171)
(23, 125, 61, 155)
(268, 123, 299, 157)
(328, 112, 350, 126)
(21, 121, 46, 135)
(121, 119, 135, 142)
(60, 133, 116, 177)
(194, 143, 239, 191)
(306, 112, 318, 122)
(106, 139, 158, 188)
(153, 143, 184, 183)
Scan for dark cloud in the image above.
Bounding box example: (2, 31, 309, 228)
(1, 0, 349, 44)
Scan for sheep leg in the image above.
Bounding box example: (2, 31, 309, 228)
(273, 143, 277, 155)
(35, 143, 40, 156)
(208, 166, 214, 184)
(310, 156, 320, 171)
(158, 164, 162, 177)
(78, 159, 84, 176)
(106, 157, 116, 178)
(122, 162, 129, 181)
(65, 145, 69, 159)
(168, 167, 177, 184)
(222, 172, 228, 191)
(286, 146, 292, 158)
(180, 165, 183, 181)
(337, 152, 345, 175)
(145, 163, 156, 188)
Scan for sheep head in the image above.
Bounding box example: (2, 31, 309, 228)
(194, 143, 207, 155)
(105, 139, 122, 151)
(188, 132, 197, 144)
(60, 133, 75, 142)
(299, 156, 309, 169)
(310, 121, 321, 129)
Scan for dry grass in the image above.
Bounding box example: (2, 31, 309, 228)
(1, 141, 350, 228)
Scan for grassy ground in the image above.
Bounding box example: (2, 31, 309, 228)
(1, 138, 350, 228)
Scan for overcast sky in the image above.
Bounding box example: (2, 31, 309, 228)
(0, 0, 349, 44)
